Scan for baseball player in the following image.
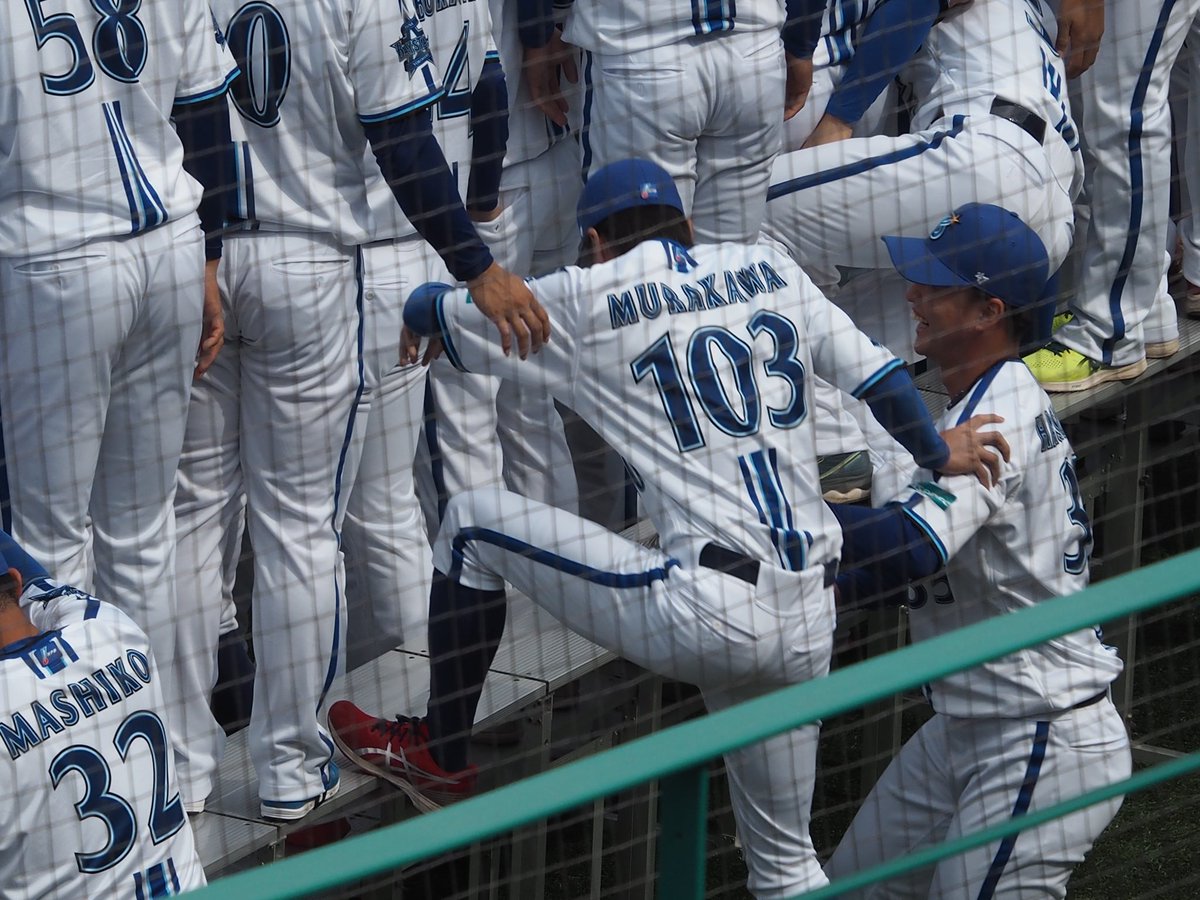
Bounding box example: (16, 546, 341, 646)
(0, 531, 206, 898)
(171, 0, 547, 820)
(328, 159, 1006, 900)
(0, 0, 234, 796)
(765, 0, 1082, 303)
(1024, 0, 1200, 391)
(827, 204, 1130, 898)
(521, 0, 829, 243)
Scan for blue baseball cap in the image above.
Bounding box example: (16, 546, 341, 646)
(577, 158, 685, 234)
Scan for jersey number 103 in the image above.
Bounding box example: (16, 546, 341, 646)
(632, 311, 806, 453)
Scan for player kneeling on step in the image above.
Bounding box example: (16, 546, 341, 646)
(329, 159, 1006, 899)
(828, 204, 1131, 898)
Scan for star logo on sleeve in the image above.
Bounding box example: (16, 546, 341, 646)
(392, 18, 433, 75)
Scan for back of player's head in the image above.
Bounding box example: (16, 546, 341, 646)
(882, 203, 1053, 345)
(576, 159, 691, 262)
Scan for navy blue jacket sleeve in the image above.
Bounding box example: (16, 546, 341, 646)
(825, 0, 940, 124)
(832, 502, 943, 609)
(467, 56, 510, 215)
(858, 366, 949, 470)
(783, 0, 826, 58)
(173, 94, 235, 260)
(363, 109, 494, 283)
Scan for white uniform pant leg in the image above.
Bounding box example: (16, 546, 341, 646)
(690, 31, 786, 243)
(232, 233, 363, 802)
(1180, 24, 1200, 285)
(583, 31, 783, 243)
(827, 703, 1131, 899)
(1060, 0, 1200, 365)
(172, 313, 242, 804)
(704, 668, 830, 899)
(765, 121, 1076, 291)
(433, 490, 833, 898)
(343, 238, 435, 664)
(929, 701, 1130, 899)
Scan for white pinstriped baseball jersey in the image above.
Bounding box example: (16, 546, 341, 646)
(900, 360, 1123, 718)
(365, 0, 501, 239)
(430, 239, 900, 575)
(0, 0, 233, 256)
(213, 0, 441, 244)
(0, 580, 204, 899)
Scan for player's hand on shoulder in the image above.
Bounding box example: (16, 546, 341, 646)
(524, 30, 578, 129)
(467, 262, 552, 359)
(938, 413, 1011, 488)
(801, 113, 854, 149)
(195, 259, 225, 380)
(1056, 0, 1104, 79)
(784, 53, 814, 121)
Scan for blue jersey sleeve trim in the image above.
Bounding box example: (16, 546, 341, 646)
(436, 294, 468, 372)
(851, 357, 904, 399)
(174, 68, 239, 105)
(901, 505, 949, 566)
(955, 359, 1010, 425)
(358, 88, 441, 125)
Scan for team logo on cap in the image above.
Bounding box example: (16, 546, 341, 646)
(393, 18, 433, 74)
(974, 272, 990, 284)
(638, 183, 659, 201)
(929, 212, 961, 240)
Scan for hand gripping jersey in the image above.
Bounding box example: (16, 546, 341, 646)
(0, 580, 204, 899)
(365, 0, 501, 238)
(214, 0, 441, 244)
(903, 0, 1081, 153)
(0, 0, 234, 256)
(563, 0, 787, 55)
(429, 240, 899, 584)
(898, 360, 1123, 718)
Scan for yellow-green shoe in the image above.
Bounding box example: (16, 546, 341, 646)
(1023, 342, 1148, 392)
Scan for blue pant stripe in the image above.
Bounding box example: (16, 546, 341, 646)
(423, 378, 448, 523)
(767, 116, 967, 201)
(1101, 0, 1179, 364)
(450, 526, 679, 588)
(581, 52, 595, 182)
(977, 720, 1051, 900)
(319, 250, 366, 710)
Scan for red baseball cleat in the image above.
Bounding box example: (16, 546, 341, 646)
(327, 700, 477, 813)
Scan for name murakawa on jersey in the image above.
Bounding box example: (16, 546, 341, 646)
(607, 259, 790, 331)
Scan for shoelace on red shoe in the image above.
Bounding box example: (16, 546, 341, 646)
(370, 714, 424, 746)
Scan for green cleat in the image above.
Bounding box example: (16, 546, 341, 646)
(1023, 342, 1147, 392)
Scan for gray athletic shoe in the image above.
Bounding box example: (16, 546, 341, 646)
(819, 452, 872, 504)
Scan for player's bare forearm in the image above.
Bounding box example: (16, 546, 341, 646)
(784, 53, 813, 120)
(938, 414, 1011, 487)
(195, 259, 225, 380)
(523, 32, 578, 128)
(801, 113, 853, 149)
(1056, 0, 1104, 78)
(466, 261, 551, 359)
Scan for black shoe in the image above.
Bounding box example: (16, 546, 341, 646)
(212, 630, 255, 734)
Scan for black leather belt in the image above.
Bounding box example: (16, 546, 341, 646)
(989, 97, 1046, 144)
(699, 543, 837, 589)
(1070, 690, 1108, 711)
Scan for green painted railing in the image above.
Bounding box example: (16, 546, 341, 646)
(190, 549, 1200, 900)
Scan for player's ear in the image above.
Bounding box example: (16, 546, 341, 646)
(978, 295, 1006, 330)
(0, 567, 22, 604)
(585, 227, 608, 265)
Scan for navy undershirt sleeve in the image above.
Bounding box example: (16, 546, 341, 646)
(858, 367, 950, 470)
(783, 0, 826, 58)
(467, 57, 510, 215)
(363, 110, 494, 283)
(832, 503, 944, 609)
(518, 0, 556, 48)
(172, 94, 234, 261)
(825, 0, 940, 125)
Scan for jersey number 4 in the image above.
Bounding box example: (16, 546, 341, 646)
(49, 710, 186, 874)
(632, 311, 806, 453)
(23, 0, 147, 96)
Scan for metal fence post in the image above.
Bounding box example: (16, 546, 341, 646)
(657, 765, 709, 900)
